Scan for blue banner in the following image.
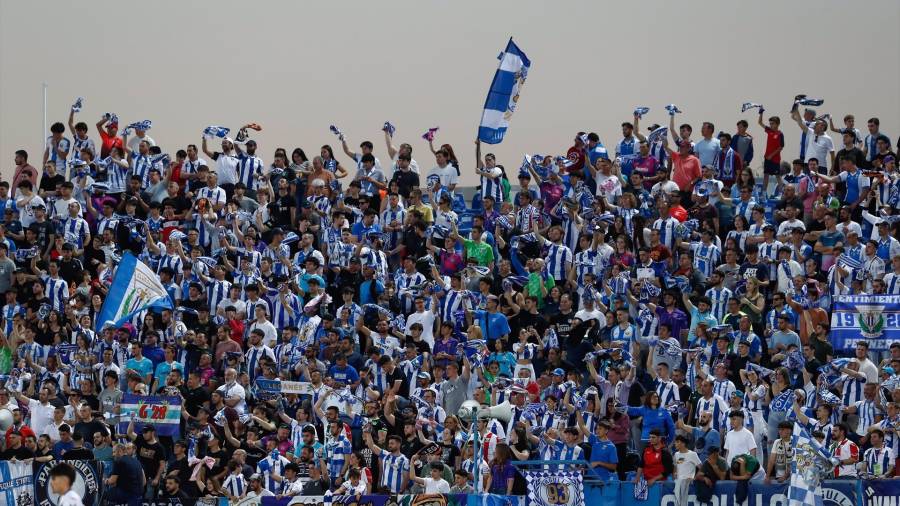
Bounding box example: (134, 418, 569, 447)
(830, 294, 900, 351)
(117, 394, 182, 437)
(861, 479, 900, 506)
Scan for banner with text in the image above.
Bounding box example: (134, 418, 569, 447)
(830, 294, 900, 351)
(117, 394, 182, 437)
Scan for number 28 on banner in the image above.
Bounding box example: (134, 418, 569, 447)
(137, 403, 168, 420)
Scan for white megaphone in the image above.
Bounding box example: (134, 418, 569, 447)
(476, 400, 514, 424)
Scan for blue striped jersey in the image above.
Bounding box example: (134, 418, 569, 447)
(206, 279, 231, 314)
(863, 446, 894, 477)
(691, 242, 721, 278)
(129, 152, 153, 189)
(841, 375, 865, 405)
(378, 449, 410, 493)
(758, 240, 783, 279)
(197, 186, 227, 208)
(2, 303, 22, 335)
(652, 216, 679, 250)
(263, 243, 291, 277)
(43, 275, 69, 312)
(439, 289, 469, 327)
(543, 240, 573, 281)
(158, 253, 183, 277)
(256, 455, 290, 493)
(480, 167, 503, 203)
(222, 473, 247, 498)
(696, 394, 729, 432)
(325, 434, 352, 477)
(70, 135, 95, 167)
(712, 379, 735, 402)
(46, 136, 71, 171)
(655, 378, 680, 407)
(380, 206, 407, 249)
(851, 399, 882, 436)
(705, 286, 732, 323)
(245, 345, 275, 382)
(238, 154, 264, 190)
(104, 159, 129, 193)
(61, 216, 89, 247)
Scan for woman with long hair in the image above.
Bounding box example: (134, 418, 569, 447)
(320, 145, 348, 179)
(602, 397, 632, 480)
(739, 277, 766, 336)
(489, 443, 516, 495)
(626, 390, 676, 453)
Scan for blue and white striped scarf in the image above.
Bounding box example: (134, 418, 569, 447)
(71, 97, 84, 112)
(741, 102, 763, 113)
(633, 106, 650, 119)
(329, 125, 344, 140)
(203, 126, 230, 138)
(383, 121, 396, 137)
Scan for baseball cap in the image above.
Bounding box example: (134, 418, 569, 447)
(552, 368, 565, 377)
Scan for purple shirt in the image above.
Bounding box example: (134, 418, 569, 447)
(655, 306, 689, 341)
(433, 337, 459, 367)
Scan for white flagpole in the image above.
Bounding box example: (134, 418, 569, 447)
(42, 82, 48, 151)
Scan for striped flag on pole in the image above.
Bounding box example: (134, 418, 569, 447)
(478, 38, 531, 144)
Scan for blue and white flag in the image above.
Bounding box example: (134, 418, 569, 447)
(383, 121, 396, 137)
(124, 119, 152, 133)
(203, 125, 230, 138)
(741, 102, 764, 113)
(746, 362, 776, 378)
(0, 461, 32, 506)
(633, 106, 650, 119)
(647, 126, 668, 145)
(94, 252, 173, 331)
(477, 37, 531, 145)
(329, 125, 344, 140)
(71, 96, 84, 112)
(788, 421, 835, 506)
(665, 104, 682, 115)
(797, 97, 825, 107)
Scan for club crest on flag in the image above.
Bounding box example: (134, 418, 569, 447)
(856, 304, 885, 338)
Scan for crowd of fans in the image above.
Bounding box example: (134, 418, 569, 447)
(0, 98, 898, 504)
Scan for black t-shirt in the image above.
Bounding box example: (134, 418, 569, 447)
(391, 170, 420, 200)
(112, 455, 145, 494)
(400, 436, 424, 458)
(39, 173, 65, 194)
(58, 258, 83, 286)
(551, 311, 575, 344)
(401, 228, 428, 260)
(180, 385, 210, 417)
(0, 445, 34, 460)
(739, 261, 768, 284)
(73, 419, 108, 442)
(30, 220, 54, 251)
(269, 195, 295, 225)
(135, 437, 167, 478)
(63, 447, 95, 460)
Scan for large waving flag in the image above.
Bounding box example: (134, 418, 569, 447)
(478, 38, 531, 144)
(788, 421, 836, 506)
(95, 252, 173, 331)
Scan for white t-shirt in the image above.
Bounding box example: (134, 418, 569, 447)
(127, 134, 156, 153)
(574, 308, 604, 324)
(723, 427, 757, 465)
(217, 381, 247, 412)
(29, 398, 56, 437)
(674, 450, 702, 480)
(803, 128, 834, 167)
(57, 490, 83, 506)
(651, 180, 679, 198)
(406, 310, 436, 348)
(213, 151, 241, 185)
(422, 476, 451, 494)
(430, 165, 459, 189)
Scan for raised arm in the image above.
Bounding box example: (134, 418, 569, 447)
(201, 137, 215, 159)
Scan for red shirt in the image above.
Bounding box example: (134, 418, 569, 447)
(99, 130, 124, 158)
(566, 145, 586, 175)
(642, 445, 665, 480)
(670, 152, 701, 191)
(763, 127, 785, 164)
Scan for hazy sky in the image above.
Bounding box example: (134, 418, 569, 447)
(2, 0, 898, 186)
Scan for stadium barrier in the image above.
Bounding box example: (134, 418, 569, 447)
(3, 459, 899, 506)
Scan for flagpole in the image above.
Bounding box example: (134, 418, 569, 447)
(42, 82, 48, 153)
